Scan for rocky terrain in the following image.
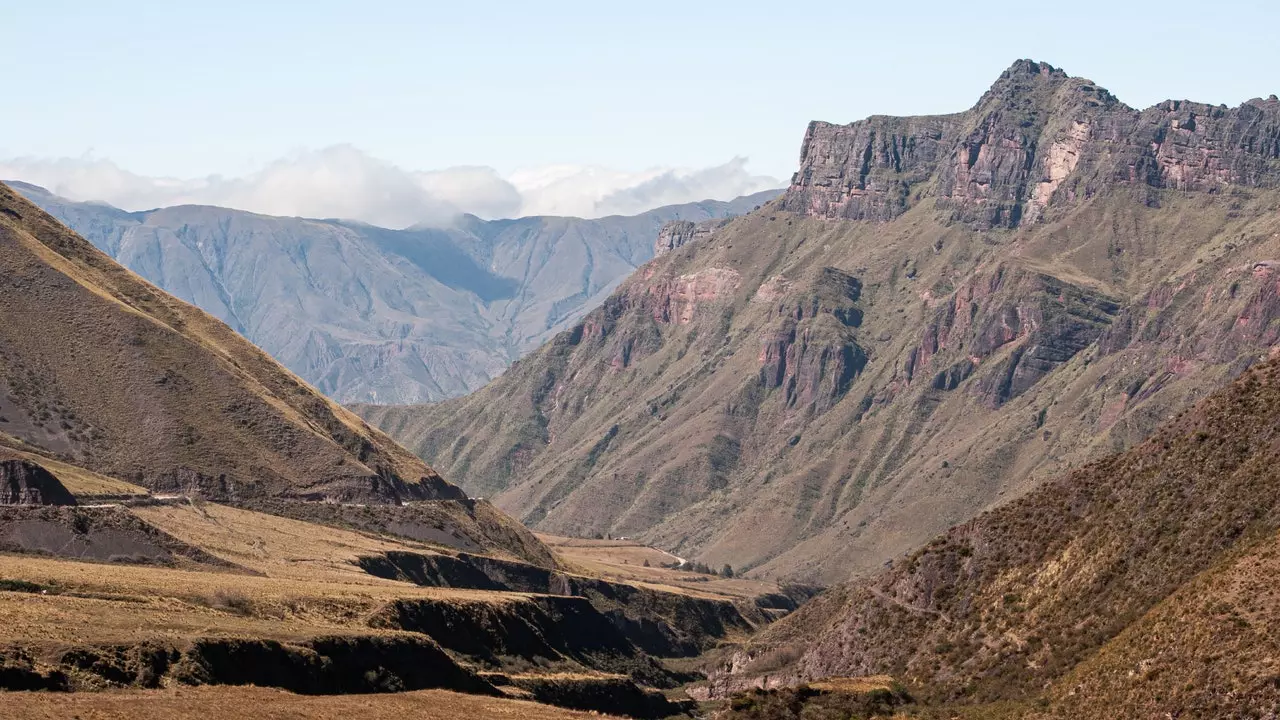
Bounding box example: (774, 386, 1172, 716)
(362, 60, 1280, 585)
(16, 182, 778, 404)
(712, 349, 1280, 717)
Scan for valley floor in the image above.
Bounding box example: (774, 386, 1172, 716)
(2, 686, 624, 719)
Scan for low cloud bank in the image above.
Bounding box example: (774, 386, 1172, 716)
(1, 147, 782, 228)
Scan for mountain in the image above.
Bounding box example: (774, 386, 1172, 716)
(0, 180, 547, 564)
(14, 182, 779, 404)
(711, 351, 1280, 717)
(360, 60, 1280, 583)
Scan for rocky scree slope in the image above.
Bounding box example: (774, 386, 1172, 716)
(16, 182, 778, 404)
(362, 60, 1280, 582)
(716, 353, 1280, 717)
(0, 182, 548, 564)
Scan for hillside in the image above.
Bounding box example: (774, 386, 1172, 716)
(361, 60, 1280, 583)
(0, 180, 557, 565)
(710, 349, 1280, 717)
(16, 182, 778, 403)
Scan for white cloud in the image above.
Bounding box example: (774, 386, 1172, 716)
(0, 147, 782, 228)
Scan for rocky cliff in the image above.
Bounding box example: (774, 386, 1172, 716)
(362, 61, 1280, 583)
(784, 60, 1280, 228)
(653, 218, 730, 257)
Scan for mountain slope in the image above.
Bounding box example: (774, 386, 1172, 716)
(715, 351, 1280, 716)
(0, 181, 549, 563)
(362, 60, 1280, 583)
(16, 182, 778, 403)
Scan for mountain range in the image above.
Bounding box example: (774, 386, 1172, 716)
(15, 182, 779, 404)
(361, 60, 1280, 586)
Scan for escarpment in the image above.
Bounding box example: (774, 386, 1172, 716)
(785, 60, 1280, 228)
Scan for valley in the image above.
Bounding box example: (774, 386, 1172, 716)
(364, 60, 1280, 588)
(4, 47, 1280, 718)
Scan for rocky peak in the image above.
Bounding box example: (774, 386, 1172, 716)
(783, 59, 1280, 230)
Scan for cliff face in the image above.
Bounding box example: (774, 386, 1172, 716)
(363, 61, 1280, 584)
(784, 60, 1280, 228)
(0, 459, 76, 505)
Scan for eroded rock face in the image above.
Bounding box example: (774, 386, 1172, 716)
(636, 267, 742, 326)
(782, 115, 958, 221)
(903, 266, 1120, 407)
(786, 60, 1280, 228)
(653, 218, 730, 257)
(0, 459, 76, 506)
(758, 268, 867, 411)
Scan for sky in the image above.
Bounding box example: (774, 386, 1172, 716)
(3, 0, 1279, 225)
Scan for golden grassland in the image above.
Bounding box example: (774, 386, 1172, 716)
(131, 501, 445, 581)
(2, 686, 624, 719)
(0, 550, 529, 647)
(807, 675, 895, 694)
(0, 502, 544, 648)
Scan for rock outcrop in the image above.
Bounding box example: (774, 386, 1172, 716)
(0, 459, 75, 505)
(653, 218, 730, 257)
(784, 60, 1280, 229)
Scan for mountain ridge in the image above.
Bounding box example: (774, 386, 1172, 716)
(361, 59, 1280, 583)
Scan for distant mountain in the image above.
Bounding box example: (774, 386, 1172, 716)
(360, 60, 1280, 584)
(0, 181, 549, 564)
(13, 182, 779, 404)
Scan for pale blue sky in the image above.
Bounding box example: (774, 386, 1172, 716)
(3, 0, 1279, 206)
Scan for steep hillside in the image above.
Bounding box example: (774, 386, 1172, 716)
(713, 351, 1280, 717)
(0, 181, 547, 563)
(362, 60, 1280, 582)
(16, 183, 778, 403)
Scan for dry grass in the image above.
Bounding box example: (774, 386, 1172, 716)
(538, 533, 780, 601)
(130, 502, 443, 582)
(0, 503, 540, 648)
(1, 686, 624, 719)
(808, 675, 896, 694)
(0, 550, 529, 646)
(0, 445, 147, 497)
